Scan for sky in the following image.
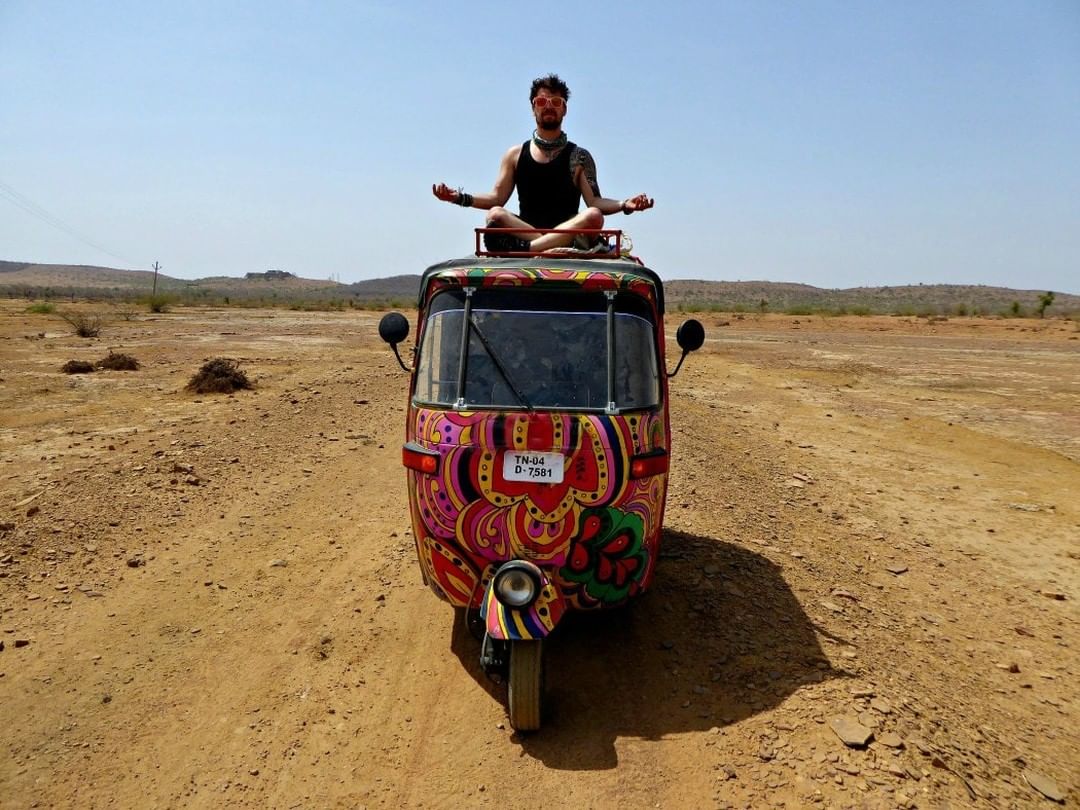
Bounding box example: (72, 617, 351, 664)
(1, 1, 1078, 292)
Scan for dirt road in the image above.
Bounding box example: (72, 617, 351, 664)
(1, 303, 1076, 808)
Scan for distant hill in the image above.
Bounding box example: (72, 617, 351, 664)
(1, 259, 1076, 315)
(0, 260, 180, 291)
(339, 275, 422, 301)
(0, 261, 341, 301)
(665, 280, 1080, 316)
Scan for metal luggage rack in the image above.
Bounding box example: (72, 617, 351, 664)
(474, 228, 636, 261)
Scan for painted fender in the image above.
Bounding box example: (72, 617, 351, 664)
(480, 563, 567, 641)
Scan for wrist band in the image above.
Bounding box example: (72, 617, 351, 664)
(456, 189, 474, 207)
(621, 200, 632, 215)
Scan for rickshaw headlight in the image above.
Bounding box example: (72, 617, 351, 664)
(494, 562, 540, 608)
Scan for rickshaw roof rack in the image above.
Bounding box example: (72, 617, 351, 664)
(420, 254, 665, 314)
(473, 227, 639, 262)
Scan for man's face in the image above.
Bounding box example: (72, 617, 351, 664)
(532, 89, 566, 131)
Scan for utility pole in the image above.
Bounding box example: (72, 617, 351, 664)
(152, 261, 161, 296)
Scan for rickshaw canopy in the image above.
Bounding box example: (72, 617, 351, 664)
(417, 256, 666, 315)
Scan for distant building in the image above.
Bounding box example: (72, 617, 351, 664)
(245, 270, 295, 280)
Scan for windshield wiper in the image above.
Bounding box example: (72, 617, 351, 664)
(468, 317, 533, 411)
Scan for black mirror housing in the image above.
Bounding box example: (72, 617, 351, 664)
(676, 319, 705, 353)
(379, 312, 412, 372)
(667, 319, 705, 378)
(379, 312, 410, 346)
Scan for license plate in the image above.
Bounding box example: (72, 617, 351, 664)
(502, 451, 564, 484)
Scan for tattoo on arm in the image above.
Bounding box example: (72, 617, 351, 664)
(571, 147, 601, 197)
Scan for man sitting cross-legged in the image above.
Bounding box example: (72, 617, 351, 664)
(433, 73, 654, 252)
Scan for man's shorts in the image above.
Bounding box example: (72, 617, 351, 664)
(483, 230, 532, 253)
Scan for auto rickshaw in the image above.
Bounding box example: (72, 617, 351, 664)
(378, 229, 704, 730)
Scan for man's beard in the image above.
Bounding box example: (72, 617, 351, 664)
(536, 112, 563, 133)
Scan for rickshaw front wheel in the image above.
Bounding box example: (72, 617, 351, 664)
(508, 640, 544, 731)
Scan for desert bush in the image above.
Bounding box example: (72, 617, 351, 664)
(186, 358, 252, 394)
(1036, 291, 1055, 319)
(61, 360, 95, 374)
(147, 295, 174, 313)
(96, 352, 140, 371)
(113, 304, 140, 321)
(349, 298, 412, 311)
(58, 310, 105, 338)
(26, 302, 55, 314)
(287, 299, 346, 312)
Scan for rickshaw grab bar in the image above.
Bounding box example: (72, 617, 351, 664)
(453, 288, 474, 409)
(605, 290, 617, 414)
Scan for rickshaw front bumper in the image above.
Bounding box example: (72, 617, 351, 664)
(480, 560, 567, 641)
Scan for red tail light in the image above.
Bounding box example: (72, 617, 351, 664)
(402, 442, 439, 475)
(630, 450, 669, 479)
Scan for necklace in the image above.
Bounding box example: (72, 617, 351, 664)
(532, 129, 567, 152)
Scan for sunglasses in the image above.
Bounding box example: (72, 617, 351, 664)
(533, 96, 566, 109)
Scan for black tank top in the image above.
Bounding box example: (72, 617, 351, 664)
(516, 141, 581, 229)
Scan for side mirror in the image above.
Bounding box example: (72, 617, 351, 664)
(379, 312, 411, 372)
(676, 319, 705, 353)
(668, 318, 705, 378)
(379, 312, 409, 345)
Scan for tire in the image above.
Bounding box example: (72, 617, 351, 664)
(508, 640, 544, 731)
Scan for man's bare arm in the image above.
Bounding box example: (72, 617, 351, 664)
(573, 147, 654, 215)
(433, 146, 518, 209)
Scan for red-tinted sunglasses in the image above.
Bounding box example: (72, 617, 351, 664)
(533, 96, 566, 109)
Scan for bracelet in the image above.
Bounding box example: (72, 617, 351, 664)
(621, 200, 632, 215)
(456, 189, 474, 207)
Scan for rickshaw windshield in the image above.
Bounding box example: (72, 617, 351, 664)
(414, 288, 660, 412)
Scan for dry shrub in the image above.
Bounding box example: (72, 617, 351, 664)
(186, 358, 252, 394)
(58, 310, 105, 338)
(96, 352, 140, 371)
(61, 360, 95, 374)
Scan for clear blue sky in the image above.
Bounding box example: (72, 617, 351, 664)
(2, 1, 1077, 292)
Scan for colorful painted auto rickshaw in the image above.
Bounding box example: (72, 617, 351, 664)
(379, 230, 704, 730)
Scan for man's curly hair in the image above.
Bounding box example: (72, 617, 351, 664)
(530, 73, 570, 102)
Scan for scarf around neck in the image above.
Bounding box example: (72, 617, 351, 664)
(532, 129, 568, 152)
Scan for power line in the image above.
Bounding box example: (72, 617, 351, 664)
(0, 178, 137, 266)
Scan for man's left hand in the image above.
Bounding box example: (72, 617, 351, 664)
(623, 193, 655, 213)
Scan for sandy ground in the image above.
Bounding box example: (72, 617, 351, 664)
(1, 302, 1077, 809)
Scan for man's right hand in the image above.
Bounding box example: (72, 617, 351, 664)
(432, 183, 458, 203)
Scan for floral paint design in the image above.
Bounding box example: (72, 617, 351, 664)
(561, 506, 648, 605)
(407, 408, 666, 610)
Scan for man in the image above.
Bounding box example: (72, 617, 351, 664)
(432, 73, 654, 252)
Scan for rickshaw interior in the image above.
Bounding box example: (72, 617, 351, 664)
(415, 287, 660, 413)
